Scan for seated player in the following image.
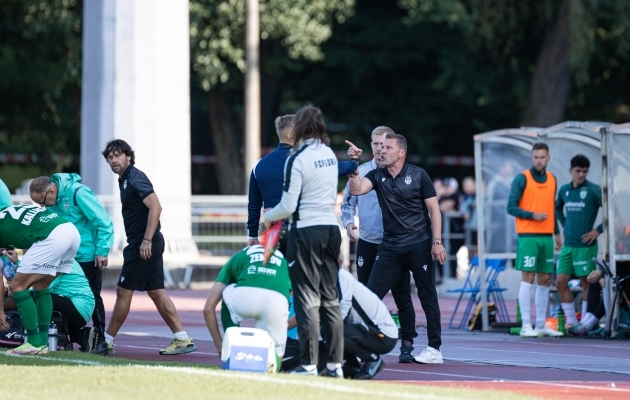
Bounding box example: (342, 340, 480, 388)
(338, 269, 398, 379)
(0, 204, 80, 354)
(2, 248, 95, 351)
(202, 244, 291, 369)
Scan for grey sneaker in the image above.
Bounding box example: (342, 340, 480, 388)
(399, 340, 414, 363)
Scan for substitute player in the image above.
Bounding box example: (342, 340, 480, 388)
(507, 142, 563, 337)
(555, 154, 602, 328)
(0, 204, 80, 354)
(203, 244, 291, 368)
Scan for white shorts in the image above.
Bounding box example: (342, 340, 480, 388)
(18, 222, 80, 276)
(222, 284, 289, 357)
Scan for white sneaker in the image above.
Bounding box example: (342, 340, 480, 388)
(520, 324, 539, 338)
(412, 346, 443, 364)
(536, 325, 564, 337)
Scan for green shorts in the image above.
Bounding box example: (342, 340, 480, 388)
(556, 245, 598, 277)
(515, 236, 555, 273)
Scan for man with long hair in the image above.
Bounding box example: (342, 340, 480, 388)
(264, 105, 345, 378)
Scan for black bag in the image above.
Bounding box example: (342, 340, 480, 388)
(0, 311, 25, 348)
(468, 302, 498, 331)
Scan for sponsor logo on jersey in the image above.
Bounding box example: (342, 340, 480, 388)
(405, 175, 412, 185)
(381, 177, 386, 182)
(288, 260, 295, 267)
(422, 264, 427, 271)
(123, 180, 128, 189)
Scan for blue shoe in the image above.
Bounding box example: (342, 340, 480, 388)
(353, 356, 385, 380)
(399, 340, 414, 363)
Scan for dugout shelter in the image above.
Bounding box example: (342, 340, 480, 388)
(473, 121, 609, 331)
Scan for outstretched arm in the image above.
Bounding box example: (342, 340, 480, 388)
(348, 170, 373, 196)
(203, 282, 227, 357)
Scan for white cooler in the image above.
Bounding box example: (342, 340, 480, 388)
(221, 327, 276, 373)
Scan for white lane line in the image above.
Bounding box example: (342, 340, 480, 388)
(383, 368, 496, 380)
(448, 345, 630, 361)
(445, 357, 630, 375)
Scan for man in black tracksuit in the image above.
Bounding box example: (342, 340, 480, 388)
(349, 132, 446, 364)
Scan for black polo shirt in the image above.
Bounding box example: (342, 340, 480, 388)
(365, 163, 436, 246)
(118, 165, 161, 245)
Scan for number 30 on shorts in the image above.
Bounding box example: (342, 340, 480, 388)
(523, 256, 536, 268)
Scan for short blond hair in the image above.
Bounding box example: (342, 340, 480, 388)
(371, 126, 394, 140)
(274, 114, 295, 139)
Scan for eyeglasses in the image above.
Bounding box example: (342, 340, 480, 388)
(40, 188, 51, 207)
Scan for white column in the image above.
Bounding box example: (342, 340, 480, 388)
(81, 0, 197, 266)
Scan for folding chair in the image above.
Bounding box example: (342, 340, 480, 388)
(447, 256, 509, 329)
(447, 256, 482, 329)
(484, 259, 509, 323)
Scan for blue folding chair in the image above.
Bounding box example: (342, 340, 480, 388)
(447, 256, 509, 329)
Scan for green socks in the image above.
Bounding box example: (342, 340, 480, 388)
(13, 290, 40, 347)
(35, 288, 53, 347)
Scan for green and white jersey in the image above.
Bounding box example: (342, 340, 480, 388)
(216, 245, 291, 301)
(0, 205, 68, 249)
(555, 180, 602, 247)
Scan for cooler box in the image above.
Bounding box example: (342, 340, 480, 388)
(221, 327, 275, 373)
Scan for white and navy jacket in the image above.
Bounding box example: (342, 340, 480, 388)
(338, 269, 399, 339)
(265, 138, 339, 229)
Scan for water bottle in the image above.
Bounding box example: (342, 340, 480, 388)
(48, 323, 58, 351)
(557, 308, 565, 335)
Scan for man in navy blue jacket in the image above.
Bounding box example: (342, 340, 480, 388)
(247, 114, 360, 246)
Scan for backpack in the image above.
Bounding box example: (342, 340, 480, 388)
(468, 302, 498, 331)
(0, 311, 72, 350)
(0, 311, 25, 347)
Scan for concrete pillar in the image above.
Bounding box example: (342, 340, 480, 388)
(81, 0, 197, 266)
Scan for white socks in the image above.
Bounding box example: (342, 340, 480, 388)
(104, 332, 115, 345)
(581, 312, 599, 331)
(174, 331, 189, 340)
(535, 285, 551, 329)
(562, 302, 578, 326)
(519, 282, 533, 326)
(327, 362, 341, 371)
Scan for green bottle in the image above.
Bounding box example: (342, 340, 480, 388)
(516, 299, 522, 323)
(557, 308, 565, 334)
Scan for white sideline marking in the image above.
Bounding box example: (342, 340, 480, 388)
(139, 365, 459, 400)
(3, 354, 103, 365)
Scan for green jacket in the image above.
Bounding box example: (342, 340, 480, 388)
(49, 173, 114, 262)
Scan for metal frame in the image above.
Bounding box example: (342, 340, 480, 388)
(473, 122, 609, 331)
(474, 127, 539, 330)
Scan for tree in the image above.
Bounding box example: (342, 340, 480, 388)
(399, 0, 630, 127)
(0, 0, 82, 170)
(190, 0, 354, 194)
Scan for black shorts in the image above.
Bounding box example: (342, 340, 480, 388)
(119, 233, 165, 291)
